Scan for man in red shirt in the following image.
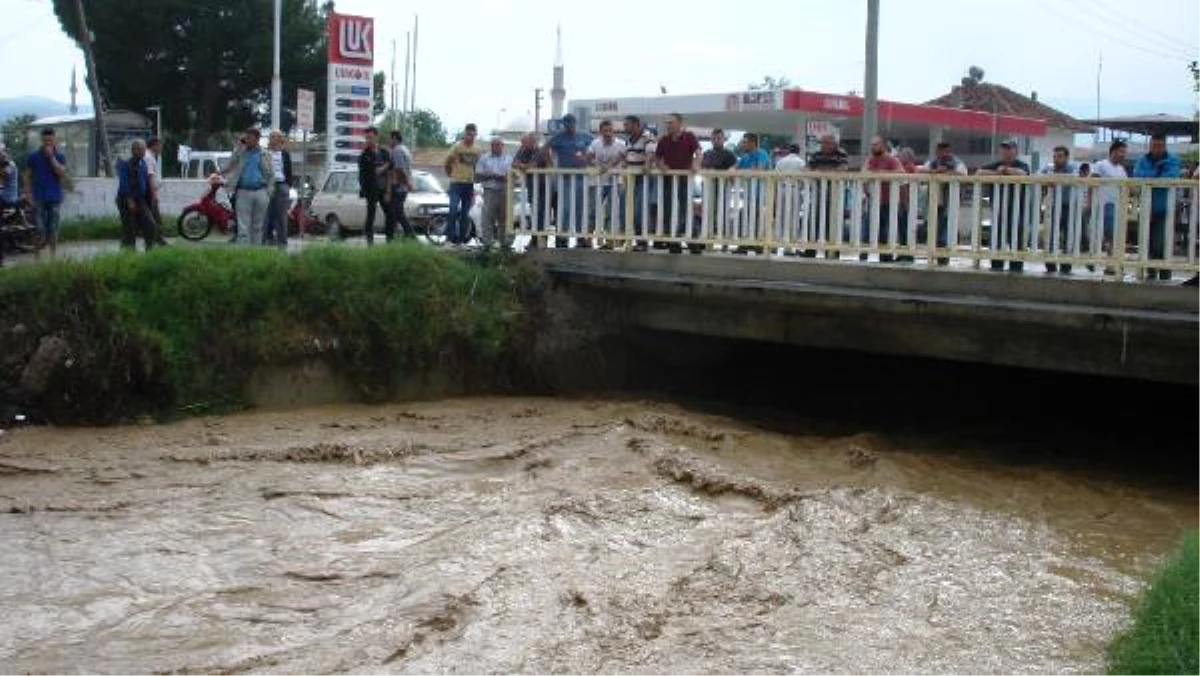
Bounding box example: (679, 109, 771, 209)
(653, 113, 701, 251)
(861, 136, 909, 262)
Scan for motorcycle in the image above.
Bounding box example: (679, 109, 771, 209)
(286, 177, 325, 237)
(0, 198, 45, 254)
(177, 176, 237, 241)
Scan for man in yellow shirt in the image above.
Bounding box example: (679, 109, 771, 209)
(443, 123, 481, 245)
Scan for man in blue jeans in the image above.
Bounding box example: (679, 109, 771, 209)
(545, 113, 593, 247)
(23, 127, 68, 258)
(443, 123, 481, 246)
(1132, 132, 1182, 280)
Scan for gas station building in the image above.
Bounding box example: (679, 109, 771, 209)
(568, 87, 1054, 169)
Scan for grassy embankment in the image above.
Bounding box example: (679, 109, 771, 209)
(0, 244, 533, 423)
(56, 217, 125, 242)
(1107, 531, 1199, 675)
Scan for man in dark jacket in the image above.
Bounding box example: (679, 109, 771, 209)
(115, 139, 159, 251)
(357, 126, 392, 246)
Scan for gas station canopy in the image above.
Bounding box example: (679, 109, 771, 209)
(1079, 114, 1198, 142)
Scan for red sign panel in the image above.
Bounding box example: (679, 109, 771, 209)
(328, 12, 374, 65)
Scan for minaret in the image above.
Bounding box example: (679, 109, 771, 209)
(69, 66, 78, 115)
(550, 24, 565, 120)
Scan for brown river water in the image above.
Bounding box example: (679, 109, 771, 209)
(0, 396, 1194, 674)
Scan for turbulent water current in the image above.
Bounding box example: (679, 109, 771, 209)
(0, 397, 1194, 674)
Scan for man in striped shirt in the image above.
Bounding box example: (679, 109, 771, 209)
(621, 115, 656, 250)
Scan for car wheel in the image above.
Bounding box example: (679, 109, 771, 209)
(325, 214, 345, 240)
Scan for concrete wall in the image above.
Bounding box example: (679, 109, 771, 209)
(60, 178, 211, 222)
(532, 249, 1199, 384)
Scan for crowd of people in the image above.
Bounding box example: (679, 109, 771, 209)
(437, 110, 1195, 275)
(0, 116, 1194, 280)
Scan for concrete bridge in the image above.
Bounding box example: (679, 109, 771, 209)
(511, 168, 1198, 384)
(528, 248, 1198, 385)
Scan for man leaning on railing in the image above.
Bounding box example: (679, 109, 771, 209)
(915, 141, 967, 266)
(1132, 132, 1182, 281)
(976, 140, 1030, 272)
(652, 112, 702, 253)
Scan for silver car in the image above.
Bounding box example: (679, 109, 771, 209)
(311, 170, 473, 238)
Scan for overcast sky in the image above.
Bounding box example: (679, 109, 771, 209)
(3, 0, 1196, 136)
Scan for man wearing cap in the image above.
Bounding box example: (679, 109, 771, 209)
(544, 113, 593, 247)
(775, 144, 806, 172)
(977, 140, 1031, 272)
(218, 127, 274, 245)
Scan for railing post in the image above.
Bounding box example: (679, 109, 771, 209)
(969, 181, 982, 269)
(768, 170, 777, 252)
(1136, 184, 1152, 280)
(926, 176, 940, 267)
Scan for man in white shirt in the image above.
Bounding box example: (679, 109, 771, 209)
(145, 137, 168, 244)
(1089, 139, 1128, 255)
(587, 119, 626, 237)
(775, 143, 806, 172)
(474, 137, 513, 249)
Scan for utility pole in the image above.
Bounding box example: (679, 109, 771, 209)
(862, 0, 880, 153)
(402, 31, 411, 144)
(534, 88, 543, 137)
(73, 0, 111, 176)
(390, 39, 397, 130)
(271, 0, 281, 130)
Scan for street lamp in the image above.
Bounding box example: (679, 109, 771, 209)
(271, 0, 281, 131)
(145, 105, 162, 137)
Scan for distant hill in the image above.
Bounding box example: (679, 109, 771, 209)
(0, 97, 92, 125)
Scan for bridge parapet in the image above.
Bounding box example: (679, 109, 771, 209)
(506, 168, 1198, 283)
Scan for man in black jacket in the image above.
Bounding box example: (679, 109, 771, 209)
(357, 126, 392, 246)
(265, 130, 294, 248)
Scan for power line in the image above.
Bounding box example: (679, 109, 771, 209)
(1040, 2, 1193, 62)
(1091, 0, 1197, 55)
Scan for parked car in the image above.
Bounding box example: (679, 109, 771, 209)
(310, 169, 478, 239)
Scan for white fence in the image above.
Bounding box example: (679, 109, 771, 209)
(59, 177, 211, 222)
(509, 169, 1199, 281)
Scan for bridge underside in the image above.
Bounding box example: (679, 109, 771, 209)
(531, 250, 1199, 385)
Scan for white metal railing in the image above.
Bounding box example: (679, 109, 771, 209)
(506, 168, 1199, 281)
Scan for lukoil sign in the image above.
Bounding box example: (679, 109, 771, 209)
(326, 12, 375, 172)
(329, 13, 374, 65)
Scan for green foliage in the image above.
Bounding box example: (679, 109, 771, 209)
(748, 76, 791, 91)
(2, 113, 37, 171)
(50, 0, 330, 145)
(1107, 531, 1199, 675)
(378, 108, 451, 149)
(0, 246, 529, 423)
(57, 217, 125, 242)
(373, 71, 387, 116)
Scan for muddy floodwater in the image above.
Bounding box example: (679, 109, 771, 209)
(0, 396, 1194, 674)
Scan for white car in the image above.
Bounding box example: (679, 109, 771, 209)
(311, 169, 480, 239)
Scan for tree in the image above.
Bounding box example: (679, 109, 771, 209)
(373, 72, 386, 116)
(962, 65, 986, 88)
(50, 0, 332, 147)
(1, 113, 37, 170)
(748, 75, 792, 91)
(378, 108, 449, 149)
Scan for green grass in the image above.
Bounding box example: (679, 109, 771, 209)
(56, 217, 125, 242)
(0, 244, 531, 423)
(1108, 531, 1199, 675)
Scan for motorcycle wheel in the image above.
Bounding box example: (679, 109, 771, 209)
(7, 226, 45, 254)
(178, 208, 212, 241)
